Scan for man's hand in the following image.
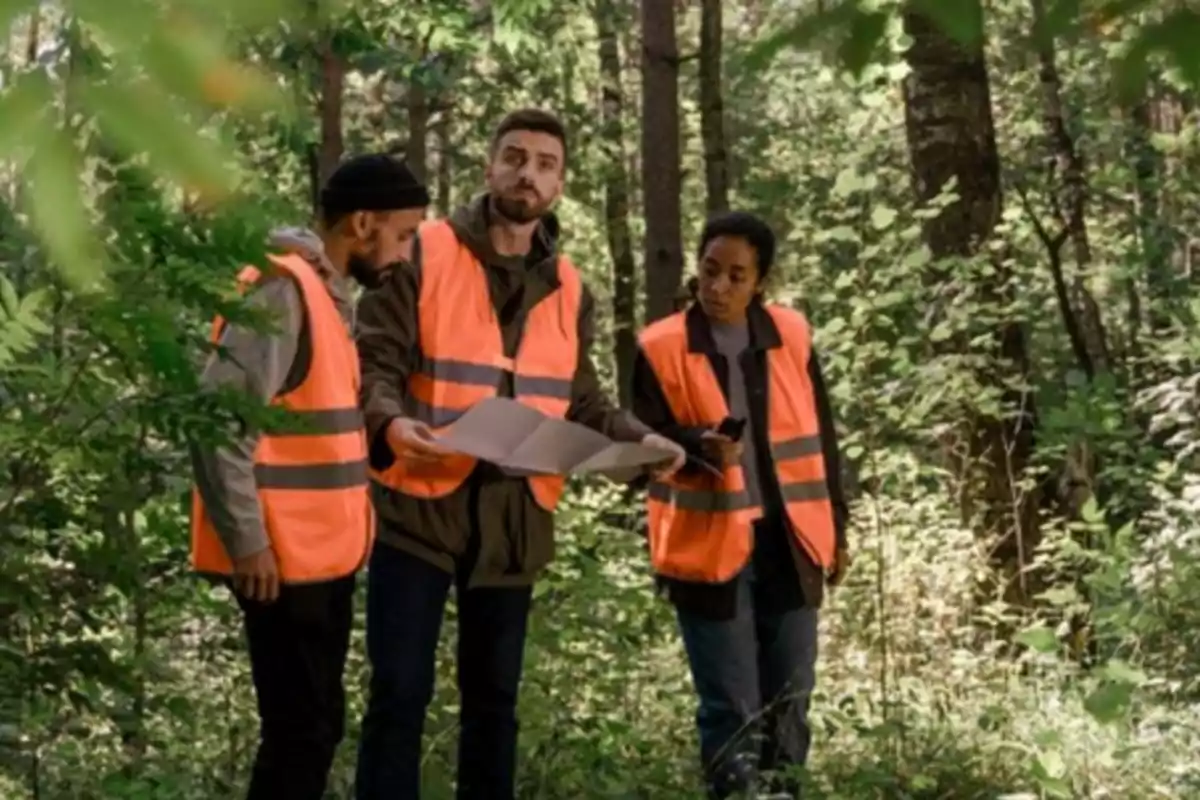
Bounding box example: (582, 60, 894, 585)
(700, 430, 743, 467)
(386, 417, 450, 463)
(827, 546, 852, 588)
(233, 547, 280, 603)
(642, 433, 686, 479)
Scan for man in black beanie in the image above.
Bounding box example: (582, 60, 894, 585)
(188, 153, 428, 800)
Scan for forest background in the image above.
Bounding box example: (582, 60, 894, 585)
(3, 0, 1200, 797)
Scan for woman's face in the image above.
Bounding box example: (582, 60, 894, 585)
(696, 235, 762, 323)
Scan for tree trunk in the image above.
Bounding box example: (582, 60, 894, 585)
(640, 0, 684, 324)
(406, 78, 429, 182)
(310, 25, 345, 214)
(699, 0, 729, 215)
(901, 4, 1039, 605)
(594, 0, 638, 406)
(434, 103, 454, 216)
(1030, 0, 1110, 380)
(1125, 88, 1173, 339)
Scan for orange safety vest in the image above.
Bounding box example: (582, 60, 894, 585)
(369, 219, 582, 510)
(638, 305, 836, 583)
(190, 253, 372, 583)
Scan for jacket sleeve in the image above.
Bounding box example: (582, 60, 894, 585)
(630, 344, 710, 473)
(189, 276, 302, 560)
(565, 284, 653, 442)
(355, 245, 422, 471)
(809, 348, 850, 548)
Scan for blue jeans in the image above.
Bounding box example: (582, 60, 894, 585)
(354, 542, 533, 800)
(676, 564, 819, 798)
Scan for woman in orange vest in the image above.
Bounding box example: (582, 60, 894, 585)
(188, 154, 428, 800)
(632, 211, 852, 799)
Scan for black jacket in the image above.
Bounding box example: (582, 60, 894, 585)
(631, 301, 849, 620)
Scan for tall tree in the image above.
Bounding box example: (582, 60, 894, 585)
(699, 0, 729, 214)
(640, 0, 683, 323)
(594, 0, 638, 405)
(901, 4, 1039, 603)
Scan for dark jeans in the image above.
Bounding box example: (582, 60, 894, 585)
(236, 573, 356, 800)
(676, 563, 819, 799)
(354, 542, 533, 800)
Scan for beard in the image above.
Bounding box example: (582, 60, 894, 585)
(347, 254, 386, 289)
(493, 189, 548, 224)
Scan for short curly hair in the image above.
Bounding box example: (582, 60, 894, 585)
(697, 211, 776, 281)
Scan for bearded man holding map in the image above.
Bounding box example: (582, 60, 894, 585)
(351, 107, 685, 800)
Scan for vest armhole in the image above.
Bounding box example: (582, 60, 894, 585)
(258, 269, 313, 399)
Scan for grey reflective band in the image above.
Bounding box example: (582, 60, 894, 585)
(648, 482, 754, 512)
(262, 406, 364, 436)
(771, 435, 823, 460)
(409, 397, 467, 429)
(779, 480, 830, 502)
(513, 374, 572, 399)
(255, 459, 369, 490)
(415, 354, 573, 399)
(649, 479, 829, 511)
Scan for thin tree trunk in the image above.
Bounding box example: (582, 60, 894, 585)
(594, 0, 638, 406)
(434, 103, 454, 215)
(310, 23, 345, 214)
(699, 0, 729, 214)
(406, 79, 429, 182)
(640, 0, 683, 323)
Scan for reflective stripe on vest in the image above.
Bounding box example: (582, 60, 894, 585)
(639, 306, 837, 583)
(369, 218, 581, 511)
(190, 254, 372, 583)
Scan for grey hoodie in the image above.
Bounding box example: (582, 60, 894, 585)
(188, 227, 355, 561)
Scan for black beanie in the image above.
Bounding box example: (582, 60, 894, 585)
(320, 153, 430, 218)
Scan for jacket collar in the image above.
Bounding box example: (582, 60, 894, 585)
(684, 300, 782, 354)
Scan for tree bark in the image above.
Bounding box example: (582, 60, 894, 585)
(594, 0, 638, 406)
(640, 0, 684, 324)
(699, 0, 729, 215)
(310, 22, 345, 214)
(901, 4, 1039, 604)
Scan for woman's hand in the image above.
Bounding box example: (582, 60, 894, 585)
(700, 430, 743, 467)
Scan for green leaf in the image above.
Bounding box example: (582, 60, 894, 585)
(0, 0, 33, 37)
(1034, 749, 1065, 779)
(837, 9, 888, 76)
(0, 277, 17, 318)
(908, 0, 984, 47)
(83, 78, 238, 202)
(1014, 625, 1058, 653)
(1100, 659, 1147, 687)
(1083, 680, 1133, 724)
(870, 205, 898, 231)
(0, 70, 54, 157)
(23, 126, 106, 291)
(740, 0, 862, 73)
(833, 167, 865, 198)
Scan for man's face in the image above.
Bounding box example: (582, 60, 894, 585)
(346, 207, 426, 288)
(696, 235, 762, 324)
(485, 129, 564, 224)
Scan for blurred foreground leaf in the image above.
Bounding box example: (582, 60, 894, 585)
(0, 0, 313, 291)
(745, 0, 1200, 104)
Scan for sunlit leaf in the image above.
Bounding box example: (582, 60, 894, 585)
(1014, 625, 1058, 653)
